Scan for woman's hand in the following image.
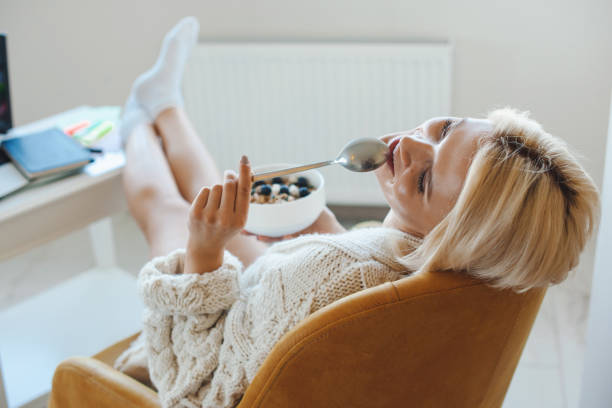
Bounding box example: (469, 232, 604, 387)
(243, 206, 346, 243)
(184, 156, 251, 274)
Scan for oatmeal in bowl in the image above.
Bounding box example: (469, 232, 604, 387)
(250, 175, 316, 204)
(245, 164, 325, 237)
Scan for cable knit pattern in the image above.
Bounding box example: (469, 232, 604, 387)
(115, 227, 422, 408)
(138, 250, 242, 315)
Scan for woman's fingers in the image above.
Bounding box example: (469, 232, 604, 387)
(235, 155, 252, 215)
(199, 157, 250, 227)
(191, 186, 210, 218)
(220, 170, 238, 215)
(256, 235, 284, 242)
(256, 233, 296, 242)
(205, 184, 223, 218)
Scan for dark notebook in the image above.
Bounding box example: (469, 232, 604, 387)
(1, 127, 93, 180)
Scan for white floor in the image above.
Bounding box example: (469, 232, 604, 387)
(0, 211, 590, 408)
(502, 282, 589, 408)
(0, 267, 143, 408)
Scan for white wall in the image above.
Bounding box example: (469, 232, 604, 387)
(580, 94, 612, 407)
(1, 0, 611, 287)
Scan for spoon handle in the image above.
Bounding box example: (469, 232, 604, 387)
(251, 160, 336, 182)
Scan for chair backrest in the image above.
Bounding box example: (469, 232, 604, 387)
(238, 269, 545, 408)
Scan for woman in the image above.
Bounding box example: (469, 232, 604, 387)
(115, 17, 599, 408)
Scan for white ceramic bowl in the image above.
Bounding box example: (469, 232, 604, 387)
(244, 164, 326, 237)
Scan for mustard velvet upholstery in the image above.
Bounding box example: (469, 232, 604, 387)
(49, 267, 544, 408)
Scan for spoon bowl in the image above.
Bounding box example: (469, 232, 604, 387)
(335, 137, 390, 172)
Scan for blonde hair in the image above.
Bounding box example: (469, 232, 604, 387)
(403, 108, 600, 291)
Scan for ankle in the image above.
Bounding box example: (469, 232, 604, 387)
(154, 106, 180, 128)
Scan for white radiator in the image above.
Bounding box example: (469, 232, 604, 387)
(182, 42, 451, 205)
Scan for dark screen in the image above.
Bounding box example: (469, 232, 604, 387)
(0, 34, 13, 134)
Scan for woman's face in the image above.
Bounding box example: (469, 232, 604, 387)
(375, 117, 492, 237)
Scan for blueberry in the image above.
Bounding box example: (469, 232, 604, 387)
(299, 187, 310, 197)
(253, 180, 265, 188)
(272, 177, 284, 184)
(259, 185, 272, 196)
(296, 176, 309, 187)
(279, 185, 290, 195)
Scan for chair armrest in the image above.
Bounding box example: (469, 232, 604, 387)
(93, 332, 141, 366)
(49, 356, 159, 408)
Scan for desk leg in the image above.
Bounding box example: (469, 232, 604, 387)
(88, 217, 117, 269)
(0, 355, 7, 408)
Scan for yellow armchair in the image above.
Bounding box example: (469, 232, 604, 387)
(49, 266, 544, 408)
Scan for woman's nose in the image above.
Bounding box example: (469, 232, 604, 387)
(379, 132, 401, 144)
(379, 127, 422, 144)
(398, 134, 433, 165)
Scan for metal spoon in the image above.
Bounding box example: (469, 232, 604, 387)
(251, 137, 390, 182)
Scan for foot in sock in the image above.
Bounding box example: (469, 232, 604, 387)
(133, 16, 199, 119)
(118, 90, 149, 148)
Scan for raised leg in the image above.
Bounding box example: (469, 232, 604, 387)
(122, 123, 190, 258)
(154, 107, 222, 200)
(153, 107, 269, 267)
(120, 16, 267, 266)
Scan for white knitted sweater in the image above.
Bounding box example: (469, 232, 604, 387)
(117, 227, 421, 408)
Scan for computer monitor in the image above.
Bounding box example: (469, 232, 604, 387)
(0, 35, 34, 197)
(0, 34, 13, 134)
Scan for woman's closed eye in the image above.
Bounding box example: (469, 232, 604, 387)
(415, 119, 454, 195)
(417, 168, 428, 194)
(415, 119, 455, 195)
(439, 119, 453, 141)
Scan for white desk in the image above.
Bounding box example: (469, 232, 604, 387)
(0, 151, 126, 261)
(0, 106, 126, 261)
(0, 107, 144, 408)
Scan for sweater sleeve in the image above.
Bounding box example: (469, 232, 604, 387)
(138, 248, 242, 316)
(137, 248, 244, 407)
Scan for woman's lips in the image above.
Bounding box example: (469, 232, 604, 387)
(387, 137, 401, 176)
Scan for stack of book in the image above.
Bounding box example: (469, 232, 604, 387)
(1, 127, 93, 183)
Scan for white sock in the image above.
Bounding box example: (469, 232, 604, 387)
(133, 16, 199, 119)
(118, 90, 149, 148)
